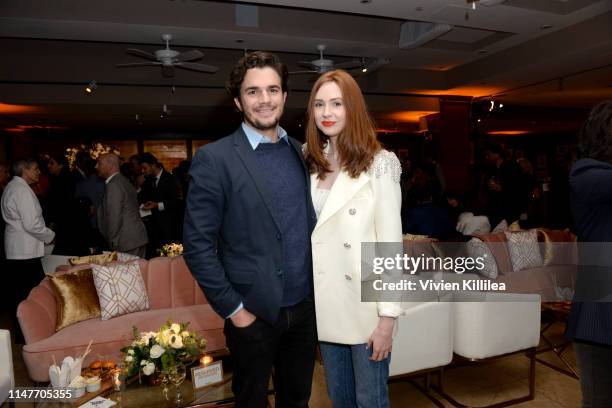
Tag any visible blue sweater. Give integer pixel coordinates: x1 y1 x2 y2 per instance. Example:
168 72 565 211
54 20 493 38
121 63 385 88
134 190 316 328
254 141 311 306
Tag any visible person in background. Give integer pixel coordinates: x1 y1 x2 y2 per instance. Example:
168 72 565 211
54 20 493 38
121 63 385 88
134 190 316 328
304 69 402 408
1 158 55 343
481 143 525 227
566 100 612 408
46 153 89 255
0 161 10 288
173 160 191 200
139 153 183 257
96 153 148 258
402 162 454 240
75 154 106 252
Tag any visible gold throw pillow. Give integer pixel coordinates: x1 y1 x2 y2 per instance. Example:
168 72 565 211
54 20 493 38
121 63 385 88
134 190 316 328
49 269 101 331
69 251 118 266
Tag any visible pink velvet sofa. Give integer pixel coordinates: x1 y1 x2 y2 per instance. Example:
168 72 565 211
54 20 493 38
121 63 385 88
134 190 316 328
17 256 225 382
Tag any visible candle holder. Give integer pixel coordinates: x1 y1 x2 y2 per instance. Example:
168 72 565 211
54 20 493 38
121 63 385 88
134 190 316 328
112 368 125 391
199 355 213 367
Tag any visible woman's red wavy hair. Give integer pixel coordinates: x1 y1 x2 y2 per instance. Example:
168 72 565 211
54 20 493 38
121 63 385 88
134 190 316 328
305 70 380 179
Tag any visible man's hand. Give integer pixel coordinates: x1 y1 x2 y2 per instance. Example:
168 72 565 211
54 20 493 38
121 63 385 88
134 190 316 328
230 308 257 328
142 201 158 211
367 317 395 361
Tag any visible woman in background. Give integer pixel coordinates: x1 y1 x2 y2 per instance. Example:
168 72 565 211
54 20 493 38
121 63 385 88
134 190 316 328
304 70 402 408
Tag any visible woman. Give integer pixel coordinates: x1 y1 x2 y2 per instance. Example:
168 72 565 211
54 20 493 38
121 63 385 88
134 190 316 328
304 70 402 407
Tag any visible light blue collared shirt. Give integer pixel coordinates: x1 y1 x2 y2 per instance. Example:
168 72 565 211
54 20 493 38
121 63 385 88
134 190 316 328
242 122 289 150
227 122 290 319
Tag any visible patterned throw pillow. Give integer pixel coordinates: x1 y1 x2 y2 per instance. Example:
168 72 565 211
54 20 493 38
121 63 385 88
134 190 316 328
466 238 499 279
505 230 543 272
91 262 150 320
117 252 140 262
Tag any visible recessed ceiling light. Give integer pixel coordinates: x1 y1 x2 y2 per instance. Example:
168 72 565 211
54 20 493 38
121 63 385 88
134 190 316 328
362 67 368 73
85 80 97 94
540 24 552 29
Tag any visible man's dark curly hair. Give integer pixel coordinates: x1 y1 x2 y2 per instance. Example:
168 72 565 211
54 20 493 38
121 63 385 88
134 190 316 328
578 100 612 164
225 51 288 99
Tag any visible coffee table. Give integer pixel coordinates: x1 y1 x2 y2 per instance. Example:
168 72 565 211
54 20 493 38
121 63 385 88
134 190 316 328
40 353 273 407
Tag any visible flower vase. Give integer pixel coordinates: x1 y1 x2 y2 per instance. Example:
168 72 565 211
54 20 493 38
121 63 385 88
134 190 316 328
147 368 164 386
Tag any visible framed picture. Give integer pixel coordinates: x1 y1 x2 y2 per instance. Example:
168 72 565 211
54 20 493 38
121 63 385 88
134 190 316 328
191 361 224 390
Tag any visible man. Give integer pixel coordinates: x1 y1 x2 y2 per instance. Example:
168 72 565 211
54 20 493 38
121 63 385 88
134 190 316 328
46 153 89 255
482 143 526 227
139 153 183 257
96 153 148 258
183 51 317 407
1 158 55 343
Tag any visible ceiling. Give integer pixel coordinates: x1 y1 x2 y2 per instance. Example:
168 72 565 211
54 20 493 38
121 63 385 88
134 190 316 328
1 0 611 136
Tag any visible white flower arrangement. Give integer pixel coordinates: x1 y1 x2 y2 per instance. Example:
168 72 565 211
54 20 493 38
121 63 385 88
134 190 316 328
120 321 206 379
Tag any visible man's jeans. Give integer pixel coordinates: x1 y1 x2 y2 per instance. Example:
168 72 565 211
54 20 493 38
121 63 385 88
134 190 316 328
319 342 390 408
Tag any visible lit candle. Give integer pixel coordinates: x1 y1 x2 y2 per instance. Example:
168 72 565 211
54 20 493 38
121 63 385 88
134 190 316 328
200 355 213 366
112 369 122 391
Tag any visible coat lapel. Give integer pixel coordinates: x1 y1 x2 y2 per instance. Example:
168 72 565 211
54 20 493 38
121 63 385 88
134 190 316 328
312 169 370 232
232 128 282 233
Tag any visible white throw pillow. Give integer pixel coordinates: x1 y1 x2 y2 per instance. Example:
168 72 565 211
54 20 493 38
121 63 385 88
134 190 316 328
504 230 543 272
466 237 498 279
92 262 150 320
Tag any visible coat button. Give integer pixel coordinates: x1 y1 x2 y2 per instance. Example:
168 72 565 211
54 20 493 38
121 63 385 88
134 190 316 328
349 208 357 215
344 243 351 249
277 269 283 276
345 274 352 280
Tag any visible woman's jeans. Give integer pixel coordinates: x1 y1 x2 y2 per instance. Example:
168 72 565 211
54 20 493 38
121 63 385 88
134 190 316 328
319 342 390 408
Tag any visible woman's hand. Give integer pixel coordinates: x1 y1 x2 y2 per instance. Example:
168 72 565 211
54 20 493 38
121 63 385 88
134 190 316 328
367 317 395 361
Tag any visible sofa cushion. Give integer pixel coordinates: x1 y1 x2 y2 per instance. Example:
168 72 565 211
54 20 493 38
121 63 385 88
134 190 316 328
22 304 225 382
473 232 513 275
495 264 576 301
466 238 499 279
49 268 101 331
505 230 543 272
145 257 208 309
92 262 150 320
537 228 577 265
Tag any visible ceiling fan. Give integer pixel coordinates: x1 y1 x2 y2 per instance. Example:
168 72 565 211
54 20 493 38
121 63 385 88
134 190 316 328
291 44 366 75
116 34 218 77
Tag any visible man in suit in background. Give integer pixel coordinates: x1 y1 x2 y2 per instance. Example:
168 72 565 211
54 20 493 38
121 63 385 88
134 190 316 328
183 51 317 407
139 153 183 257
96 153 148 258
